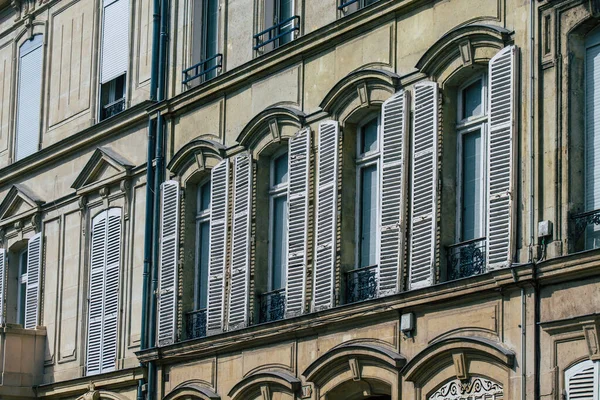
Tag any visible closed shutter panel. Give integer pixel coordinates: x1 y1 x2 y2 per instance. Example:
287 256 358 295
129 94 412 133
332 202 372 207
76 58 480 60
24 233 42 329
0 249 5 325
409 82 438 290
15 35 43 161
566 360 600 400
487 45 517 269
286 128 311 317
157 181 180 346
101 208 121 372
313 121 339 311
101 0 129 83
227 153 252 330
206 159 229 334
378 90 409 296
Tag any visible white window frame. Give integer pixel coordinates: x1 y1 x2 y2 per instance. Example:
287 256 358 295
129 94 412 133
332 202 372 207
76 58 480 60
16 248 28 326
455 75 488 243
355 115 381 270
194 179 211 311
268 148 289 291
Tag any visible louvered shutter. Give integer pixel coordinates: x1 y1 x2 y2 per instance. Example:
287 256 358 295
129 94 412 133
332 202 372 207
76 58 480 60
102 208 121 372
378 90 409 296
487 45 517 269
206 159 229 334
286 128 311 317
101 0 129 83
0 249 6 325
586 38 600 249
409 82 438 290
15 35 43 161
565 360 600 400
24 233 42 329
157 181 180 346
313 121 339 311
227 153 252 330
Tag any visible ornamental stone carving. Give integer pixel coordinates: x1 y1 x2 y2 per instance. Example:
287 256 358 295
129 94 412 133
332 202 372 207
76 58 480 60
429 377 503 400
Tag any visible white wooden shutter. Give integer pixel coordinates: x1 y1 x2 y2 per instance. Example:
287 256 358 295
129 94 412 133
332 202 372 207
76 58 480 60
313 121 339 311
0 249 6 325
157 181 180 346
102 208 121 372
24 232 42 329
409 82 438 290
286 128 311 317
378 90 409 296
565 360 600 400
101 0 129 83
585 38 600 248
206 159 229 334
15 35 43 161
487 45 517 269
227 153 252 330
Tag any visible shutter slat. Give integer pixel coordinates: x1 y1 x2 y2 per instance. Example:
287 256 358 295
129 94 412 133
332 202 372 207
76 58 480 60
227 153 252 330
487 45 517 270
101 0 129 83
313 121 339 311
206 159 229 334
157 181 180 346
24 233 42 329
286 128 311 317
565 360 599 400
0 249 5 325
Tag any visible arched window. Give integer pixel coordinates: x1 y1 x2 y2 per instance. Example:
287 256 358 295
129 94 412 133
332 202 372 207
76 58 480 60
565 359 599 400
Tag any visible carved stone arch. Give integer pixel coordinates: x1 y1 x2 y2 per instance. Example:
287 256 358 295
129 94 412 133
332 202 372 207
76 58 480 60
228 370 301 400
415 24 512 87
76 386 131 400
163 380 221 400
319 68 400 125
302 342 406 400
167 138 227 185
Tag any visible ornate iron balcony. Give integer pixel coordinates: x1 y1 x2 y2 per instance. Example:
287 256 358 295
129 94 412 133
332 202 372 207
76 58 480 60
259 289 286 323
101 97 125 121
571 209 600 250
182 54 223 85
338 0 380 11
185 308 207 340
446 237 486 281
345 265 377 304
253 16 300 51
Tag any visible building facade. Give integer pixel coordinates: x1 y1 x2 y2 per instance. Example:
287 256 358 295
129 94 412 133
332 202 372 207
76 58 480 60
0 0 599 399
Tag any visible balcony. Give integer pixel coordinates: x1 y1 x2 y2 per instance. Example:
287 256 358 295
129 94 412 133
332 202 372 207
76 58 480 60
259 289 286 323
571 208 600 250
446 237 487 281
182 54 223 86
345 265 377 304
185 309 207 340
100 97 125 121
253 16 300 53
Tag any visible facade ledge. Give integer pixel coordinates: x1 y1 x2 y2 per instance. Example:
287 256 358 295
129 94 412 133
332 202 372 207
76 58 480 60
536 248 600 284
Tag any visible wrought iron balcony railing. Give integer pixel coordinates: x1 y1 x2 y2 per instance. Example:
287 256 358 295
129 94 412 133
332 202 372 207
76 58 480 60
571 209 600 250
259 288 286 323
182 54 223 85
101 97 125 121
446 237 486 281
185 308 207 340
253 16 300 52
338 0 380 11
345 265 377 304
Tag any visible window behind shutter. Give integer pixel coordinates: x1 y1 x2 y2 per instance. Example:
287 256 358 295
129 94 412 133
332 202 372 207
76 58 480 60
286 128 311 317
565 360 599 400
101 0 129 83
409 82 438 290
157 181 180 346
487 45 517 269
0 249 6 325
379 90 409 296
102 208 121 372
206 159 229 334
313 121 339 311
24 233 42 329
15 35 43 161
227 153 252 330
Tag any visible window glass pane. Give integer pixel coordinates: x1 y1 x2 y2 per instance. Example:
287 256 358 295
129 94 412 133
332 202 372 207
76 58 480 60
361 118 378 155
461 129 484 241
359 165 378 267
462 79 483 120
18 250 27 326
273 152 289 186
278 0 294 45
197 221 210 309
198 181 211 212
271 195 288 290
585 43 600 249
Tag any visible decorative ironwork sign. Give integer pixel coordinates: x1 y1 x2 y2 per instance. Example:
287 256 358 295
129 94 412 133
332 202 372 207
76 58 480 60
429 377 503 400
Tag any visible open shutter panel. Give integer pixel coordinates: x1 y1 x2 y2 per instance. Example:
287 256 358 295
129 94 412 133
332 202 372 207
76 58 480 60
286 128 311 317
0 249 5 325
101 0 129 83
409 82 438 290
227 153 252 330
101 208 121 373
24 233 42 329
566 360 600 400
206 159 229 334
487 45 517 270
378 90 409 297
313 121 339 311
157 181 180 346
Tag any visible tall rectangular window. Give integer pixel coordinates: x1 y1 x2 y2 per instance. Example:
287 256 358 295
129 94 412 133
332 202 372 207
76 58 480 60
339 0 379 15
195 181 211 310
269 151 288 291
190 0 219 83
15 35 43 162
17 249 28 326
257 0 296 52
585 37 600 249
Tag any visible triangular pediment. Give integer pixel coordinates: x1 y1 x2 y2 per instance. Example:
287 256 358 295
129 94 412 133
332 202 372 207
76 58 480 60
0 184 44 223
72 147 134 192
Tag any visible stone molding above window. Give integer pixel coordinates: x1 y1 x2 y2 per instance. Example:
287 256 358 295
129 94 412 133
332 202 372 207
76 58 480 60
0 184 44 243
167 138 226 184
